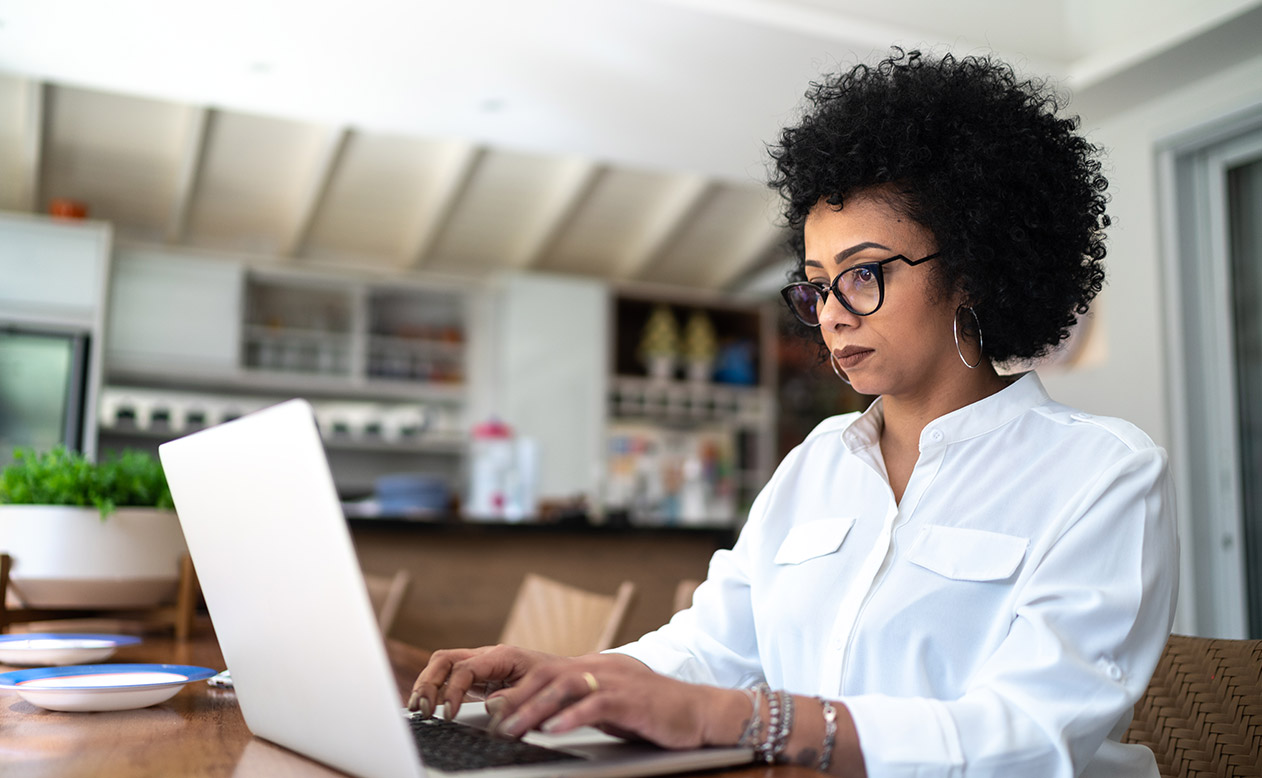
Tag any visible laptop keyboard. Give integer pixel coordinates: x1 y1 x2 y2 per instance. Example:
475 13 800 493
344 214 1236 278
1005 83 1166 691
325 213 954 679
408 716 584 772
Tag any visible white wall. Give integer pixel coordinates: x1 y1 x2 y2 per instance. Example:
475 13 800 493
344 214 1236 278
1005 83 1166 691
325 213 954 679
1041 52 1262 634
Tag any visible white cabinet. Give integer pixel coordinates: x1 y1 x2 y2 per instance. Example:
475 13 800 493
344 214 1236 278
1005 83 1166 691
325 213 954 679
100 259 471 464
106 248 243 375
0 212 111 327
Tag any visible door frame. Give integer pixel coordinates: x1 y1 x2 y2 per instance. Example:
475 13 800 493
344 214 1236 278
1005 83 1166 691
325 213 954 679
1158 105 1262 638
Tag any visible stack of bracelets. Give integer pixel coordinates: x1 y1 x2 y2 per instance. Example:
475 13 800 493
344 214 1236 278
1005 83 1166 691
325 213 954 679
736 683 838 771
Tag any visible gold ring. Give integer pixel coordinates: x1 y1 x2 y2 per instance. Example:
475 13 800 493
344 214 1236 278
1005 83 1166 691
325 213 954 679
581 672 599 694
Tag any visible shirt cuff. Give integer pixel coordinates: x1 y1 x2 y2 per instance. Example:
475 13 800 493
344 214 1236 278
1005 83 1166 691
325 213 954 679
844 694 965 778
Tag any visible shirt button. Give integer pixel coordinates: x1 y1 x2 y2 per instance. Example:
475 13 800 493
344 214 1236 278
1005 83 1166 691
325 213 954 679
930 430 944 442
1071 412 1093 421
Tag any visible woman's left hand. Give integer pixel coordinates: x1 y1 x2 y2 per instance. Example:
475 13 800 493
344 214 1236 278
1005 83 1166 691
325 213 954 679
487 653 744 750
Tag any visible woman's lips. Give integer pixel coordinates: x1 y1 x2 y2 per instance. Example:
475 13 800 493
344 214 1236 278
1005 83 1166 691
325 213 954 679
834 346 873 369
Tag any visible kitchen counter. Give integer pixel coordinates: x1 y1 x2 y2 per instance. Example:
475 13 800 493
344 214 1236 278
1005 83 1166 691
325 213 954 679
347 517 736 651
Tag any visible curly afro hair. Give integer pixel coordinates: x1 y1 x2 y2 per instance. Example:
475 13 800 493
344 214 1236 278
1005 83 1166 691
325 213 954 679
768 48 1109 364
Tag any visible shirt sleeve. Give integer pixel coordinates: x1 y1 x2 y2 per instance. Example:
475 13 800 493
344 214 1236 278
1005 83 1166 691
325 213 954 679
845 447 1179 778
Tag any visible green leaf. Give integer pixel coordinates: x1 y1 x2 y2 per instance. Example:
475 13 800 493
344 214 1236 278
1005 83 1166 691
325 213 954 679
0 446 174 520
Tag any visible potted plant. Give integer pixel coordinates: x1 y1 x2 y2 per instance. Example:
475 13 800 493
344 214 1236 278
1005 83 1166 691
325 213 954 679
0 446 188 609
637 305 680 381
681 310 718 383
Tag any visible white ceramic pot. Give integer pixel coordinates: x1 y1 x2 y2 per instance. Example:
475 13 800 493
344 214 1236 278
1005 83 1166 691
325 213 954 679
0 506 188 609
646 355 676 381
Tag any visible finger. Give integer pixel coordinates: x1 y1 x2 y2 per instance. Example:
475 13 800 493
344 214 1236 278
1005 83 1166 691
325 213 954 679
411 648 481 714
540 691 612 735
495 670 599 739
440 648 542 720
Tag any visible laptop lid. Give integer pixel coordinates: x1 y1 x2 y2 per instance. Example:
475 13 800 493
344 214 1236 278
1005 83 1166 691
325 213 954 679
160 399 752 778
160 399 424 778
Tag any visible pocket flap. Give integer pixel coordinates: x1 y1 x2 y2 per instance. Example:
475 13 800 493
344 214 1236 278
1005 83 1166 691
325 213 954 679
907 525 1028 581
774 518 856 565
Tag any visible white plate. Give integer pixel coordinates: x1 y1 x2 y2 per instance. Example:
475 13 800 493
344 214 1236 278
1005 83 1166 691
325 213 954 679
0 663 217 712
0 633 141 666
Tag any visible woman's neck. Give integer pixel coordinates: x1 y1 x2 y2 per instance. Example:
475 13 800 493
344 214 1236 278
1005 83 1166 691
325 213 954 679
880 364 1010 453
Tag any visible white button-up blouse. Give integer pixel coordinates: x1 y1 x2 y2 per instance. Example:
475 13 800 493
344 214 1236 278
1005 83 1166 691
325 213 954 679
610 372 1178 778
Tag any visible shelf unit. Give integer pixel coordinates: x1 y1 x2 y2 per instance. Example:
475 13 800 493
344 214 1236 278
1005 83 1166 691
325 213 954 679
605 292 777 526
239 273 467 391
100 256 473 498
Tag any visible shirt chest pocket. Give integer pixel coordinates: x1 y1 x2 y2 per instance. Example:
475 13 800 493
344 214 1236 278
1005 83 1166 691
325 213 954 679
773 517 856 565
906 525 1029 582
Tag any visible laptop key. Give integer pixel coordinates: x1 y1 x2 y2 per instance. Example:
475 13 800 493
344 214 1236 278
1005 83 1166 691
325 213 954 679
409 717 583 772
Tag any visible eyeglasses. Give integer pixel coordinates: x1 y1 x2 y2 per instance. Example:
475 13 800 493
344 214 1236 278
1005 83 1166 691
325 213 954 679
780 252 941 326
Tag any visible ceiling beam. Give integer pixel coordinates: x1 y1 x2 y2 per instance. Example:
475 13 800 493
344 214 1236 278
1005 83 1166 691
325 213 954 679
166 106 211 244
616 174 711 281
19 80 46 213
405 141 483 269
707 195 789 289
508 158 602 270
280 126 350 259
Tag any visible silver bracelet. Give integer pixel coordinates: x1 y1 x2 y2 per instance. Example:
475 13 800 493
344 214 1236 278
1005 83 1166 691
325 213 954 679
818 699 838 773
736 685 762 748
759 684 781 763
772 690 794 762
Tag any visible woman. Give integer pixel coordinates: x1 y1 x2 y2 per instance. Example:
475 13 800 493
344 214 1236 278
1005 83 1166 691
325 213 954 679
410 49 1178 777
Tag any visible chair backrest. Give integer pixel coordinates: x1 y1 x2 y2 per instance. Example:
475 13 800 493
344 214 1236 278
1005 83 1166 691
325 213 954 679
1123 633 1262 777
673 578 702 614
498 573 636 656
363 568 411 637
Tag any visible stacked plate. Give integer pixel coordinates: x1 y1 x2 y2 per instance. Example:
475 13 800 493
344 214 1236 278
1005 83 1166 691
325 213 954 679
0 633 141 666
0 634 217 712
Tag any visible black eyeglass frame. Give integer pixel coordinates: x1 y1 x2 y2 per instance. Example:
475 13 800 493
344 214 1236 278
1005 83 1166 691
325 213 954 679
780 251 942 325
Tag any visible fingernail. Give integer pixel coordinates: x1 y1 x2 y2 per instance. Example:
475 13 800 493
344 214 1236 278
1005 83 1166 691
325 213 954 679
485 697 507 716
407 692 419 711
500 714 523 738
488 711 505 733
541 716 563 733
418 698 432 719
444 701 454 721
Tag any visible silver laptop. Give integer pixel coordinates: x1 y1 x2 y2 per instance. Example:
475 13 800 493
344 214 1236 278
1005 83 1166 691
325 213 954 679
159 398 752 778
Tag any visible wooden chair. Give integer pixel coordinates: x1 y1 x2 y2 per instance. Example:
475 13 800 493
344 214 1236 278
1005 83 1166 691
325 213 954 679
673 578 702 613
1122 634 1262 777
363 568 411 637
0 552 200 640
498 573 636 656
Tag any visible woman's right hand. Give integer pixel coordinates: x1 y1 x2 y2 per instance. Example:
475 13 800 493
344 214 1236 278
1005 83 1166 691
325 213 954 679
408 645 562 720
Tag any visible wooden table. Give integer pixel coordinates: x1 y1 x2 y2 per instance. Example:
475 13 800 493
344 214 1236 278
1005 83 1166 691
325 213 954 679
0 624 816 778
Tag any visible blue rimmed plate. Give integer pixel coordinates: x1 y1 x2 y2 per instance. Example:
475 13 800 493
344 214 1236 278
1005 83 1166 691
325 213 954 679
0 633 142 666
0 663 217 711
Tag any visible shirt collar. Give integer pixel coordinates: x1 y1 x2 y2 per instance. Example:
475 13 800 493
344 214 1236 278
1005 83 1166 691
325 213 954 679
841 372 1050 453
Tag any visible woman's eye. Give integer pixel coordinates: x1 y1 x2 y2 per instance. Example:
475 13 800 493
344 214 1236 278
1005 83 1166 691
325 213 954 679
852 266 878 285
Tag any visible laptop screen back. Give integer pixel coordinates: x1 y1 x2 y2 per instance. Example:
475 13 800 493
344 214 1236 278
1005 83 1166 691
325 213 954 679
160 399 423 778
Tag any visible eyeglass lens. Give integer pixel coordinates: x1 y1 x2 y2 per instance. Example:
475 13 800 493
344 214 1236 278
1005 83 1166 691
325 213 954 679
784 265 882 325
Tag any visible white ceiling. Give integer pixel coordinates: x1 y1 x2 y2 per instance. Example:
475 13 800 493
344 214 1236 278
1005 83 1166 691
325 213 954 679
1 0 1259 292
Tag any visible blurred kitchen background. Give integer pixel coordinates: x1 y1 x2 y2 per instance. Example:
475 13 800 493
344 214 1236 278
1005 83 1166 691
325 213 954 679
2 0 1261 640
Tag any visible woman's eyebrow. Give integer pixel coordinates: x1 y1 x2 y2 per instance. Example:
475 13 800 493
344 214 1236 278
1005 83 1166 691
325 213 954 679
833 241 892 264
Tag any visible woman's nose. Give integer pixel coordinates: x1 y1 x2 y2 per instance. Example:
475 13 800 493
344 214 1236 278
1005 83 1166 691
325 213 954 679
817 290 858 331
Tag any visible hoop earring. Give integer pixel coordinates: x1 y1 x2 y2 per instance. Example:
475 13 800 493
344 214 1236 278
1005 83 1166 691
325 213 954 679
953 306 983 369
829 352 852 385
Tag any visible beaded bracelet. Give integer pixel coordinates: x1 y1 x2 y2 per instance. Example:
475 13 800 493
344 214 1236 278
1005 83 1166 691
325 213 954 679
818 699 838 773
758 684 781 763
736 685 763 748
771 689 794 762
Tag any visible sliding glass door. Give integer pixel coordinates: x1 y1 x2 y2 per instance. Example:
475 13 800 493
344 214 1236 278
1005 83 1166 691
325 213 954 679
1228 156 1262 637
1165 118 1262 639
